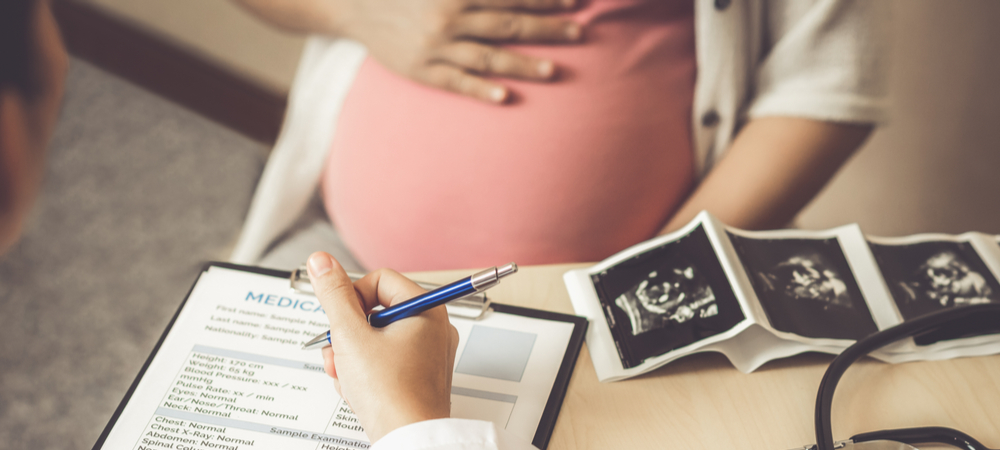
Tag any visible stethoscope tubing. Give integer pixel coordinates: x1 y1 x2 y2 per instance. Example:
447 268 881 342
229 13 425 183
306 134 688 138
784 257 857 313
814 303 1000 450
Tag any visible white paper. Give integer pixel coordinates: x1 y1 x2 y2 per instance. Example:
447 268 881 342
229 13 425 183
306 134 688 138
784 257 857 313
99 267 576 449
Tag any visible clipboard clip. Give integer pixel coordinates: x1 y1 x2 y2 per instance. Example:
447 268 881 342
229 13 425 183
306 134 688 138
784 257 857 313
289 266 492 321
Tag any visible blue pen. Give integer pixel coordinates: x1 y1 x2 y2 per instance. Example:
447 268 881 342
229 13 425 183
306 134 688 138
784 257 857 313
301 263 517 350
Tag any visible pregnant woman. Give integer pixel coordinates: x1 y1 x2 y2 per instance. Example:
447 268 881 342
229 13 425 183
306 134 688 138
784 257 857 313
234 0 889 272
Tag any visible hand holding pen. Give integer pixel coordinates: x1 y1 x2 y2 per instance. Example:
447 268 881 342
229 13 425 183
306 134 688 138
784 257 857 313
306 252 457 441
303 261 517 350
303 252 517 442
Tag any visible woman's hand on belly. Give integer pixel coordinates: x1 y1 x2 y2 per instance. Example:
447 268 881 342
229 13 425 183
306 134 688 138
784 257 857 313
335 0 582 103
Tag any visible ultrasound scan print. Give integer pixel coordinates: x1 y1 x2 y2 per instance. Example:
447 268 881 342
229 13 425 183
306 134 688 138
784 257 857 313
870 240 1000 344
870 241 1000 321
614 263 718 336
755 254 852 310
901 251 994 307
729 233 878 340
591 225 745 368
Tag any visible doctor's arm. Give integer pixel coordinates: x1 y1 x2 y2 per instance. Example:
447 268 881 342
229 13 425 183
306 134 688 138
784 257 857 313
306 252 538 449
660 116 873 234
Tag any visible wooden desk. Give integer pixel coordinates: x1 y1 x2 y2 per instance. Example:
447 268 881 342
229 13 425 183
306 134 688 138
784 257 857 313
411 264 1000 450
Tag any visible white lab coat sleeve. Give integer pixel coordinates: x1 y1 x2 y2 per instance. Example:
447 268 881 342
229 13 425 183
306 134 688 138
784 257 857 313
371 419 539 450
748 0 891 124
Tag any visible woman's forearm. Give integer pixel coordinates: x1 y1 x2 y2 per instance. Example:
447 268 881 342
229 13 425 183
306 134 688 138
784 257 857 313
662 116 873 234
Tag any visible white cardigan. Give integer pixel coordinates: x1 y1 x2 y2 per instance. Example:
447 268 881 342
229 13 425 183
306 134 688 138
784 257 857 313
230 0 890 266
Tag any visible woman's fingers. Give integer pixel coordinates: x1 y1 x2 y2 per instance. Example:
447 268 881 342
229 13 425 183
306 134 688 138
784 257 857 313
450 11 581 43
333 0 582 102
466 0 576 10
435 41 557 81
418 64 510 103
362 0 581 103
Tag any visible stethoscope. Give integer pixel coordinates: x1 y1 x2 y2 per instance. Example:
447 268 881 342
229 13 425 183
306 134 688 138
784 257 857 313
804 303 1000 450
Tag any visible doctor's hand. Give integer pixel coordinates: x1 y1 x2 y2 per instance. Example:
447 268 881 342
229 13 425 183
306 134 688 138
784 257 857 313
336 0 582 103
306 251 460 443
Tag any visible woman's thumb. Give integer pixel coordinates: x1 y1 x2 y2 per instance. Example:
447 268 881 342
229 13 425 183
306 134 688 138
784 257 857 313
307 252 368 333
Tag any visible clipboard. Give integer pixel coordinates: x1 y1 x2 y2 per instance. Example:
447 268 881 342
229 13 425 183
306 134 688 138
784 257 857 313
93 262 587 450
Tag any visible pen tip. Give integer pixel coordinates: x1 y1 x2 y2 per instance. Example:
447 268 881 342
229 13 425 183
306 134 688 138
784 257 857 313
302 332 330 350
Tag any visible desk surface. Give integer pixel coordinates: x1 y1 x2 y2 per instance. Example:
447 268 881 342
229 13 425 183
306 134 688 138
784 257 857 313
411 264 1000 450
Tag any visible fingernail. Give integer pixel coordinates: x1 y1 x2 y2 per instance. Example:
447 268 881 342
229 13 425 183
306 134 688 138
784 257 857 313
490 87 507 103
308 252 333 277
565 23 581 41
537 60 554 77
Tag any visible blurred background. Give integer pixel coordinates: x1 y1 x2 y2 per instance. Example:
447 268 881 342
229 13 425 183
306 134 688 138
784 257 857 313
1 0 999 448
57 0 1000 236
47 0 1000 233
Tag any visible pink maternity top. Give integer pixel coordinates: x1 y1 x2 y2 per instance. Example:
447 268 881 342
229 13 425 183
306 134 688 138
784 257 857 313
323 0 696 271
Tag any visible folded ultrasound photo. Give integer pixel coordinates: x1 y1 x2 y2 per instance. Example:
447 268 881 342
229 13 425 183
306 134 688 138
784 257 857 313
564 211 1000 382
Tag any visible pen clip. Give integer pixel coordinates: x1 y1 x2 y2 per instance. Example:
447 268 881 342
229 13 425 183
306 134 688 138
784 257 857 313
289 266 493 320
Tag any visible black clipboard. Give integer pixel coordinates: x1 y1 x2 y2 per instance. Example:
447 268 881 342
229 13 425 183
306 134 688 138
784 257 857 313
93 262 588 450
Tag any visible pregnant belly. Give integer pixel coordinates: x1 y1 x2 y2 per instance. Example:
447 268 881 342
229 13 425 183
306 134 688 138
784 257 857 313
324 0 696 271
